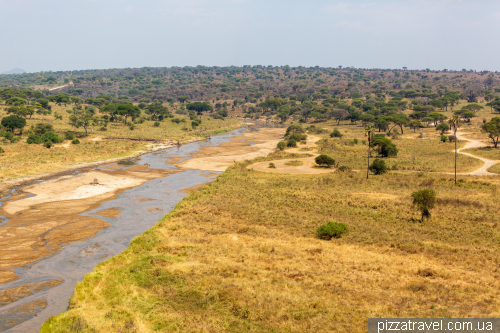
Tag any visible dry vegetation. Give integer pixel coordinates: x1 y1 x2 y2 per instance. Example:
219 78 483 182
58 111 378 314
0 103 241 182
41 148 500 332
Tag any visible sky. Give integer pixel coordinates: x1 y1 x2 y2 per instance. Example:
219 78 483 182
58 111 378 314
1 0 499 73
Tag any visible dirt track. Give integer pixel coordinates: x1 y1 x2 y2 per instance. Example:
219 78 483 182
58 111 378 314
455 131 499 176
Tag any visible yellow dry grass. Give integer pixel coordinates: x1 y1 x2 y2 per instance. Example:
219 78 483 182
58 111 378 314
42 158 500 332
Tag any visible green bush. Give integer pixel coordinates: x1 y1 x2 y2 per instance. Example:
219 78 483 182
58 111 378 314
41 131 61 144
154 122 160 127
330 129 343 138
370 136 398 157
288 133 307 141
4 131 14 140
44 141 52 148
315 154 336 167
277 141 286 151
34 123 54 136
72 139 80 144
353 138 359 144
440 134 448 142
0 147 4 153
65 132 75 140
287 139 297 147
369 158 388 175
285 124 304 136
27 134 43 144
129 125 135 130
268 163 276 169
316 221 348 240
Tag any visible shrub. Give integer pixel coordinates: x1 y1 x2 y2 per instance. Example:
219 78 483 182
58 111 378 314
369 158 388 175
330 129 343 138
353 138 359 144
337 165 351 172
315 154 336 167
129 125 135 130
287 139 297 147
411 189 437 222
440 134 448 142
27 134 43 144
172 118 181 124
268 163 276 169
44 141 52 148
4 131 14 140
41 131 61 143
191 121 199 128
316 221 348 240
289 133 307 141
436 123 450 134
154 122 160 127
370 136 398 157
277 141 286 151
34 123 54 135
72 139 80 144
0 147 4 153
285 124 304 136
65 132 75 140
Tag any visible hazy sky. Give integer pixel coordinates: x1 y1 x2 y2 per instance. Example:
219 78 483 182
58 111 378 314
1 0 499 73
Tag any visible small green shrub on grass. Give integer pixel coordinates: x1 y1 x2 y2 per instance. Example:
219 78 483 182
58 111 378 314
330 129 343 138
316 221 348 240
65 131 75 140
277 141 286 151
369 158 388 175
315 154 336 167
27 134 43 144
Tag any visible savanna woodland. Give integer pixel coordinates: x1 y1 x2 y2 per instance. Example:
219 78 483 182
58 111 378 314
1 66 499 332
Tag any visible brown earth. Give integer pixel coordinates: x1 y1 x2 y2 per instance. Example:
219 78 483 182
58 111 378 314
0 127 283 287
0 167 178 284
175 128 285 171
0 279 63 307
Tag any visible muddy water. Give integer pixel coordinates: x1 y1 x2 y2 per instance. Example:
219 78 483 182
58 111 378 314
0 127 251 332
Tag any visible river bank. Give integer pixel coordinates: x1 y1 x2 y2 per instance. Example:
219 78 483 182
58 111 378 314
0 125 286 332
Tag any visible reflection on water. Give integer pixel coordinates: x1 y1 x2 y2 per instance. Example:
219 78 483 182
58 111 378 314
0 127 249 332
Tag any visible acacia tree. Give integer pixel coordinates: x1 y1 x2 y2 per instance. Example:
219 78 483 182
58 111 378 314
411 189 437 222
448 115 461 184
1 115 26 134
481 117 500 148
462 84 483 103
69 109 97 135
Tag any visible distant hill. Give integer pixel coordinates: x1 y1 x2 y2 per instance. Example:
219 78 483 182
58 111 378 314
1 68 26 75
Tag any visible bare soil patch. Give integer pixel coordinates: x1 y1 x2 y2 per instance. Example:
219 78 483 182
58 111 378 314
176 128 285 171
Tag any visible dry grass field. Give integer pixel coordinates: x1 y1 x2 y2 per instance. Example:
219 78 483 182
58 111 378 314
41 138 500 332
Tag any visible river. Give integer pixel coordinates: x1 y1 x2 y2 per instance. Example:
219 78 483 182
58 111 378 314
0 125 278 332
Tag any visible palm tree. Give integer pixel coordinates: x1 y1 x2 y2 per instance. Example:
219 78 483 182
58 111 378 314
365 125 375 179
448 115 461 184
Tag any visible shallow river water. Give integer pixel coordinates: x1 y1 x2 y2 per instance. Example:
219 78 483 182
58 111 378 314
0 127 250 332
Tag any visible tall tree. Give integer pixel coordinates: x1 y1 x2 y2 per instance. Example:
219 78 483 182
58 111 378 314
448 115 461 184
69 109 97 135
481 117 500 148
365 126 375 179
